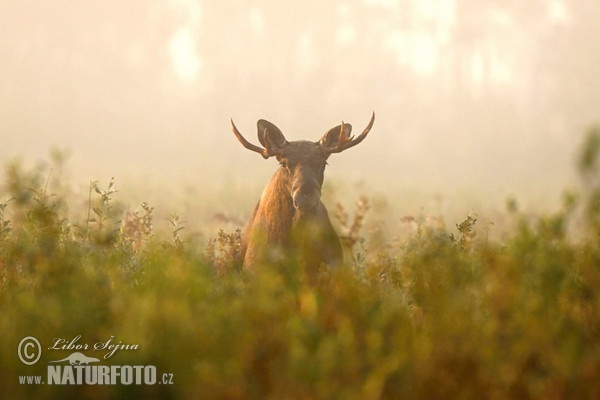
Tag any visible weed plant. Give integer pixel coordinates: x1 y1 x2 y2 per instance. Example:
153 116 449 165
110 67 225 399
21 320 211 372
1 129 600 399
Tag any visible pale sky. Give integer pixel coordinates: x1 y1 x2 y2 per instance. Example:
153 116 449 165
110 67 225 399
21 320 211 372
1 0 596 220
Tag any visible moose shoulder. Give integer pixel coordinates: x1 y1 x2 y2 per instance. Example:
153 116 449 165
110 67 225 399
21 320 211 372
230 112 375 276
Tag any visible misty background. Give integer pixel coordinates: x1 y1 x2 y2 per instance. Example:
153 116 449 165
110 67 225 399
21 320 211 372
1 0 599 226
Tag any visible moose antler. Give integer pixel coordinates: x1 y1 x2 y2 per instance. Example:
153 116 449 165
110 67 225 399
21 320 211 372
323 112 375 154
230 119 279 159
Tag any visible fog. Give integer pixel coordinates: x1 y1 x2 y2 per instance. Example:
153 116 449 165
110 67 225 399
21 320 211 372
2 0 599 216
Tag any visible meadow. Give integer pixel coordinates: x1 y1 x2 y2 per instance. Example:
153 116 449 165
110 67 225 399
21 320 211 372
1 129 600 399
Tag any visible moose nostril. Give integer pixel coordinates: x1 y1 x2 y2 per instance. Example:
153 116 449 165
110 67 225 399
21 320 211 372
293 190 318 210
292 191 302 209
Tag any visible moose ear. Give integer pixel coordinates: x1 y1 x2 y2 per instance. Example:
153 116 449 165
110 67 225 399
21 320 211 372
318 123 353 148
257 120 288 151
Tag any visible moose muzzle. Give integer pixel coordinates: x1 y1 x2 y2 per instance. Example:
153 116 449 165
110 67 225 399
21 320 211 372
291 167 321 211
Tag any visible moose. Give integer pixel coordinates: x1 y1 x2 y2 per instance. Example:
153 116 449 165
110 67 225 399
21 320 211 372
230 112 375 277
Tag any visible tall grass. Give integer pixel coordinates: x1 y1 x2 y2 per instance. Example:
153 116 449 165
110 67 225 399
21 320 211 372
1 129 600 399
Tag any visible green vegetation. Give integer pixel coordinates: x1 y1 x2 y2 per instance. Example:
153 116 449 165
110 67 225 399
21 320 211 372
2 130 600 399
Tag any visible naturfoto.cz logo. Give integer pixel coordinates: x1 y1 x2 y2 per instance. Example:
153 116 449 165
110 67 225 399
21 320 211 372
17 335 175 386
